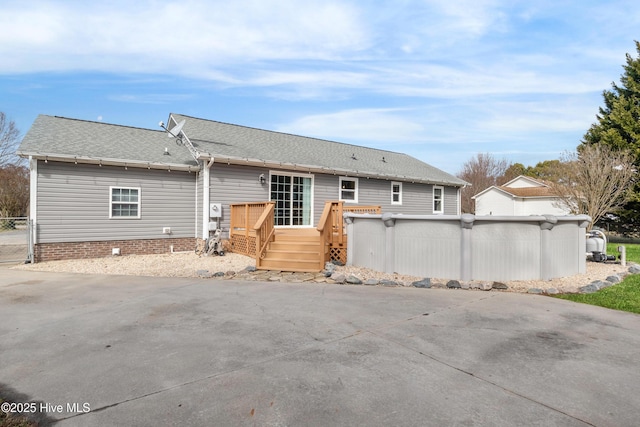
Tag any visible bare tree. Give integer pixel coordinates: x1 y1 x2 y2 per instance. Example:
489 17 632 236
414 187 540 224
457 153 510 213
0 164 29 218
0 112 20 168
551 144 636 230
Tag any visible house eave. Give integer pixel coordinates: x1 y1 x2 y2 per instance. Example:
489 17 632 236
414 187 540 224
17 151 201 172
213 155 465 187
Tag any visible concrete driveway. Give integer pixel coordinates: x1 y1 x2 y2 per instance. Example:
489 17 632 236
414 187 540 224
1 266 639 426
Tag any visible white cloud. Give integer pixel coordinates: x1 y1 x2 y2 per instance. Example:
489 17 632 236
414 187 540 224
276 109 425 144
0 0 369 74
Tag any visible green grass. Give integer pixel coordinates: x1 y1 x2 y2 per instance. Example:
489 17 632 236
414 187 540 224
553 274 640 314
608 242 640 263
552 242 640 314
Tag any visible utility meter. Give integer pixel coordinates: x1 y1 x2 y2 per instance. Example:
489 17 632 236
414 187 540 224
210 203 222 218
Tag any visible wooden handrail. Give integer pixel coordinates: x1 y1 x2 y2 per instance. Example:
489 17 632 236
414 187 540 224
317 201 381 265
344 205 382 214
317 201 334 233
254 202 275 261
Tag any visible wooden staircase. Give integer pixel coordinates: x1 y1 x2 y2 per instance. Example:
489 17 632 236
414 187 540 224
230 201 381 273
258 228 322 272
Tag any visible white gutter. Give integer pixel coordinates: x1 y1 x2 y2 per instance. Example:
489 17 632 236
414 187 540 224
202 157 215 240
194 170 199 240
213 155 466 187
17 152 199 172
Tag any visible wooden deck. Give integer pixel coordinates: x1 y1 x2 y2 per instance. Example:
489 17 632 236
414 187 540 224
230 201 380 272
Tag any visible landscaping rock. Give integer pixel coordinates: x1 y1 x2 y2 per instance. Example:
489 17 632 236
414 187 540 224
545 288 559 295
527 288 544 294
479 283 493 291
213 271 225 277
380 280 398 287
364 279 379 286
412 278 431 288
331 260 345 266
592 280 611 290
346 275 363 285
578 283 598 294
628 265 640 274
225 270 236 276
242 265 257 273
469 282 480 290
324 262 336 272
606 275 621 284
460 282 470 290
492 282 508 290
196 269 212 278
445 280 461 289
330 273 346 283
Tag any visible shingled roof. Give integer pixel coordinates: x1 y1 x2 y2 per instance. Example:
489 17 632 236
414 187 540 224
18 115 197 170
498 186 556 197
18 114 467 186
172 113 466 186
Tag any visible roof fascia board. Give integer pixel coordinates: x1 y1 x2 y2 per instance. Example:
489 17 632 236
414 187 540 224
472 185 514 200
503 175 547 188
213 155 464 186
17 151 200 172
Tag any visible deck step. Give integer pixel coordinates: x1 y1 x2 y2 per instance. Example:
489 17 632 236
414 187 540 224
268 241 320 252
263 249 319 261
257 258 321 272
256 228 323 272
273 235 319 243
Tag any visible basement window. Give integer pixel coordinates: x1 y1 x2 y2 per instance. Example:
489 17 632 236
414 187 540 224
110 187 140 218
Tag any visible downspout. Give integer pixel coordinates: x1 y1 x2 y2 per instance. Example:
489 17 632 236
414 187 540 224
202 157 215 240
194 170 199 240
29 156 37 262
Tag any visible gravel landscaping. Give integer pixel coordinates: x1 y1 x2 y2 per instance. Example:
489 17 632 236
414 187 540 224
12 251 633 294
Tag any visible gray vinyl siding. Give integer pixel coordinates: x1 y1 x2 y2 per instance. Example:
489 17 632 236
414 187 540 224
209 163 271 233
207 164 461 233
36 161 196 243
355 179 459 215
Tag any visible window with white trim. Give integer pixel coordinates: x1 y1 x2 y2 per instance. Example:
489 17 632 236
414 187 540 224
339 177 358 203
110 187 140 218
391 181 402 205
433 185 443 214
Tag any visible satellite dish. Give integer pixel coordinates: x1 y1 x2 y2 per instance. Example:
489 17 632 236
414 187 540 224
168 119 185 138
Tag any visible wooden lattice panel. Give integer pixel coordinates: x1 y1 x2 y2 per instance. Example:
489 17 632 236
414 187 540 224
231 235 257 257
329 247 347 264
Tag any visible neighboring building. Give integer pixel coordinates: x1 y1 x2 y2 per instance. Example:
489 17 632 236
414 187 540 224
472 175 570 216
18 114 467 263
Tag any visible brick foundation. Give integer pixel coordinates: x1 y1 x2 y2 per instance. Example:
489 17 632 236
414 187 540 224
34 237 198 263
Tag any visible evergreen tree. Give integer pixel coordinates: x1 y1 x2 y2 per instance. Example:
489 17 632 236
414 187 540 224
581 41 640 235
583 41 640 153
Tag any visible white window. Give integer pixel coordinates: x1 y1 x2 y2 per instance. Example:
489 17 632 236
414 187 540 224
339 177 358 203
391 181 402 205
110 187 140 218
433 185 444 214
